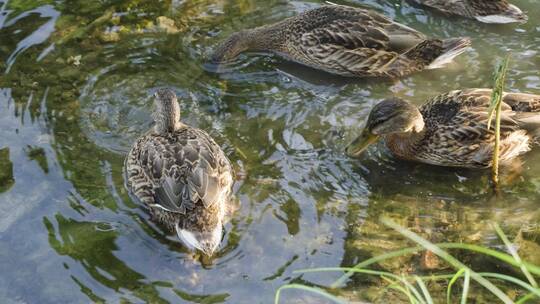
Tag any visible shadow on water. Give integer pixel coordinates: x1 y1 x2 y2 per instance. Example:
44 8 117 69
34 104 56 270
1 0 540 303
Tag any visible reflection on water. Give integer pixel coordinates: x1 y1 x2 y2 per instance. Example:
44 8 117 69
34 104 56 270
1 0 540 302
0 147 14 193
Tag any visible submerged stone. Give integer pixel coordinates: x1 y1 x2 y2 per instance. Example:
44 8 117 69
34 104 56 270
156 16 179 34
98 30 120 43
516 228 540 266
67 55 82 66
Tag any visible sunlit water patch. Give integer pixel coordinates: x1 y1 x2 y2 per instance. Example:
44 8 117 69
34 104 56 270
2 0 540 303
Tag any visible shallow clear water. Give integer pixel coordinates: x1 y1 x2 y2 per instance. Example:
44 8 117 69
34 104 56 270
1 0 540 303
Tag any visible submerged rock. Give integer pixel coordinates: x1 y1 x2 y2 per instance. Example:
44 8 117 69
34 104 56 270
516 227 540 266
420 250 443 270
67 55 82 66
98 30 120 43
156 16 179 34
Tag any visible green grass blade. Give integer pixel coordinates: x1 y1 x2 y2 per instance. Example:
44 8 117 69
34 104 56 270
288 267 540 303
493 223 538 288
298 266 427 303
381 216 514 304
487 54 510 130
516 292 537 304
447 268 466 304
274 284 345 304
297 267 540 300
382 276 418 304
486 54 510 185
461 270 471 304
399 275 426 304
388 284 418 304
478 272 540 299
298 267 456 284
387 285 417 304
331 246 421 287
415 275 433 304
298 267 405 278
331 242 540 288
438 243 540 276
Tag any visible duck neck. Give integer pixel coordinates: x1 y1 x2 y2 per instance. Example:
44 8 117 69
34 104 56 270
243 23 285 52
385 122 426 159
154 101 183 134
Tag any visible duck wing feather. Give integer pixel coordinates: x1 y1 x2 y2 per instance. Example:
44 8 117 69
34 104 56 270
292 6 427 76
145 129 230 214
417 89 533 167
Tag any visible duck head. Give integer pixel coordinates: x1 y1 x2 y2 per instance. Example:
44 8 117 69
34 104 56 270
210 31 252 63
346 98 424 157
176 222 222 256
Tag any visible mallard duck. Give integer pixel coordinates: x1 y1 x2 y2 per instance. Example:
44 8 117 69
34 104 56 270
346 89 540 168
125 88 234 255
211 4 471 78
409 0 527 24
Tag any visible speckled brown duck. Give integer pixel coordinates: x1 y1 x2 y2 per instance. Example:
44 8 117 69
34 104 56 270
409 0 527 23
125 88 234 255
211 4 471 79
346 89 540 168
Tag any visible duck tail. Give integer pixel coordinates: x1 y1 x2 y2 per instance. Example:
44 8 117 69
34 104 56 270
515 113 540 139
475 4 528 24
403 38 470 69
426 37 471 69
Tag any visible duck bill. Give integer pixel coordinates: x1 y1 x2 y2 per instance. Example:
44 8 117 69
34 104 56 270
346 130 379 157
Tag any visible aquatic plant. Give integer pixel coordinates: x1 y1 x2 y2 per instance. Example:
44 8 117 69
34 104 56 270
275 217 540 304
487 54 511 186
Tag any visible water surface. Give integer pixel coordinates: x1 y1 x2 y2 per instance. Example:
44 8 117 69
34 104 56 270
1 0 540 303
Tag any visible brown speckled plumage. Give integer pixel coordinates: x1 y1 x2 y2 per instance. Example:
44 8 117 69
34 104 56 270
125 89 233 255
350 89 540 168
211 4 470 78
410 0 527 23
